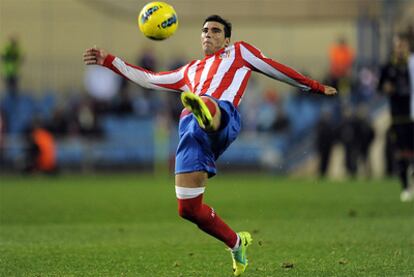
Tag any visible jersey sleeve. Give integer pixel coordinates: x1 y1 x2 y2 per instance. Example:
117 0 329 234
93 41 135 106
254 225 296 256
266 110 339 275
238 41 325 94
103 54 188 92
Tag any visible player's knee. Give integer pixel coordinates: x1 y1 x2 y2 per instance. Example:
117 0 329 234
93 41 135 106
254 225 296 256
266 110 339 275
176 185 205 222
177 204 189 219
178 202 197 222
200 96 218 117
178 200 199 222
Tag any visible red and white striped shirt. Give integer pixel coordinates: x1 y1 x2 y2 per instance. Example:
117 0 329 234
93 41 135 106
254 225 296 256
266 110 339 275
103 41 325 107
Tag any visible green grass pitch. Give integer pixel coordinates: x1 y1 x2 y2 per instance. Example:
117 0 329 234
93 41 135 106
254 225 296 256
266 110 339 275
1 173 413 276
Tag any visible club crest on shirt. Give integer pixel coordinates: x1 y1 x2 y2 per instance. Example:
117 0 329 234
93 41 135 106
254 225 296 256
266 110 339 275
219 50 231 59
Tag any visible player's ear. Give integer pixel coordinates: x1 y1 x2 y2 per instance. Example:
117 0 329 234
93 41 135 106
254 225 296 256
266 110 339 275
224 37 230 47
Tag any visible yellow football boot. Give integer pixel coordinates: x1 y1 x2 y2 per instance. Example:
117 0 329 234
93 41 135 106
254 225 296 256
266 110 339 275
181 91 213 130
230 232 253 276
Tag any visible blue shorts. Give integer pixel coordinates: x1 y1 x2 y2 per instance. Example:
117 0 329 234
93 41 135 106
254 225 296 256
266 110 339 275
175 99 241 178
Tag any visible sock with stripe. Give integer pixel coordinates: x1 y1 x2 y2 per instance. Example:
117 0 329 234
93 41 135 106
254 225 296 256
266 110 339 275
176 186 238 248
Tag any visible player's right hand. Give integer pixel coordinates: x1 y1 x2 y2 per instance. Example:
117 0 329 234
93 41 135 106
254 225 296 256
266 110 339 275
83 46 108 65
323 85 338 96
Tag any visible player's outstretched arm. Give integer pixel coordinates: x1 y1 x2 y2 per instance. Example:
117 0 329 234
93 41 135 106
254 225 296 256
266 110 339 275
239 41 338 96
83 46 187 92
83 46 108 66
323 85 337 96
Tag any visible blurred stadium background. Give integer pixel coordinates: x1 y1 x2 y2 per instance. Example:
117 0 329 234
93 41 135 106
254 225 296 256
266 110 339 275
1 1 414 276
0 0 413 177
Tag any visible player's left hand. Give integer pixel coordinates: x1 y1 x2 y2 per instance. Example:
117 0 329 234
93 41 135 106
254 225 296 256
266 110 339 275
323 85 337 96
83 46 108 66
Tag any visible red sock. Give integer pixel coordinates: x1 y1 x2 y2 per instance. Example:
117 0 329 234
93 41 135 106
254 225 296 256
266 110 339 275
178 194 238 248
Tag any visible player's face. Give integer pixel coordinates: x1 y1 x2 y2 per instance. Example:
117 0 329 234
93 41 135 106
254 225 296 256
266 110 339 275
201 21 230 56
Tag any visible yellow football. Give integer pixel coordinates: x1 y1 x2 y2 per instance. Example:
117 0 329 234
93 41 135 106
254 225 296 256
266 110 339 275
138 2 178 40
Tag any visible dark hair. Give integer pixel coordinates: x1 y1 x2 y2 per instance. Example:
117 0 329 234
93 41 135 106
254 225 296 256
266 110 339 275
203 15 232 38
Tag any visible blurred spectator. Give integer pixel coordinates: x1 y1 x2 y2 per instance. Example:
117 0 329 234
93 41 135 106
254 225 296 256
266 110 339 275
407 24 414 53
165 92 183 125
84 65 122 114
271 104 290 134
138 47 157 71
327 36 355 102
76 96 103 138
315 109 336 177
351 66 378 105
409 25 414 122
112 89 134 116
378 33 414 202
354 105 375 178
46 105 70 138
384 126 397 177
256 88 280 132
239 76 262 134
329 36 355 81
23 118 57 174
1 35 23 96
337 105 374 178
338 107 359 177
